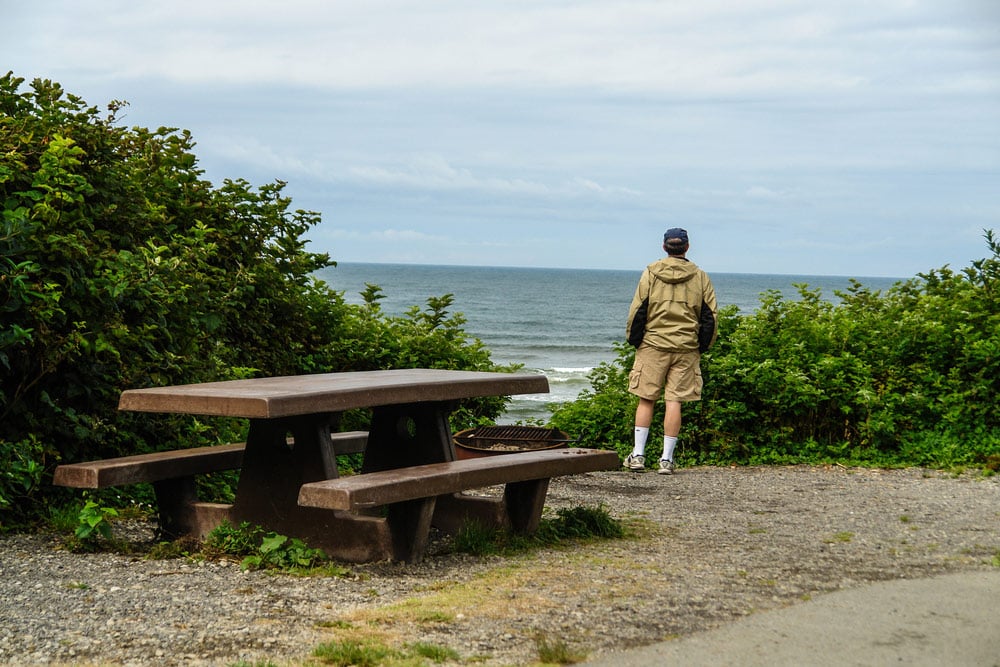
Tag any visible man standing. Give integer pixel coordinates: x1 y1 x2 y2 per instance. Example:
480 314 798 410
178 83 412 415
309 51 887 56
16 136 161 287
624 228 718 473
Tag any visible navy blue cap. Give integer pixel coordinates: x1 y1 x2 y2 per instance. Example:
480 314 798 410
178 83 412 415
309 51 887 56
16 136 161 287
664 228 689 244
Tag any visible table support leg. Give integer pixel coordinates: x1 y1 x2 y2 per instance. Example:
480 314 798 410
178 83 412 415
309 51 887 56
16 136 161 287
504 479 550 533
152 476 198 538
362 401 456 472
232 416 335 523
229 415 400 562
151 477 235 540
386 497 437 563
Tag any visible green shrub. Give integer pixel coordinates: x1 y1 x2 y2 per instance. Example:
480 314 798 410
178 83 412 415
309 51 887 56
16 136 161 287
1 73 512 527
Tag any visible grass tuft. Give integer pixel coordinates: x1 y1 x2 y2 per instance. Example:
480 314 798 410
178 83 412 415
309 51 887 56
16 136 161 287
408 641 460 662
534 631 587 664
453 505 624 557
312 638 399 666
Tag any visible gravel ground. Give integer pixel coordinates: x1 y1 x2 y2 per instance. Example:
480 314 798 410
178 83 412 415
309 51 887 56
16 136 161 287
2 465 999 666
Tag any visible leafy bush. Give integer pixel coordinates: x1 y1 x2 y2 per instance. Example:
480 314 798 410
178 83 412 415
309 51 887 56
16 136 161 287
0 73 510 528
553 230 1000 468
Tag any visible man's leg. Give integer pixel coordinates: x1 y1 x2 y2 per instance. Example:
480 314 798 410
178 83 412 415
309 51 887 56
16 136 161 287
627 397 656 470
660 350 699 473
635 397 655 430
660 400 682 473
663 400 681 438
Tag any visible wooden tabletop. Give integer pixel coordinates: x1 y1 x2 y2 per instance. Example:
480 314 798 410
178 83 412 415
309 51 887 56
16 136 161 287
118 369 550 419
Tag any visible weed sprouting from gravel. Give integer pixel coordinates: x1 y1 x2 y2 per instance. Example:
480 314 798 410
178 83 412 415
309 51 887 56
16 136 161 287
534 631 587 664
453 504 624 556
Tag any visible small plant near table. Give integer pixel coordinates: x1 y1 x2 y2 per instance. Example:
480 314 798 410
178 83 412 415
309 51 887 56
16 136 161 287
242 532 326 571
202 520 349 575
47 503 85 534
64 500 121 552
453 505 624 556
204 520 265 557
76 500 118 540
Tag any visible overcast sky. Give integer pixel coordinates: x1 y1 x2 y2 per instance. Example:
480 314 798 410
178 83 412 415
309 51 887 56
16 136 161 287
7 1 1000 277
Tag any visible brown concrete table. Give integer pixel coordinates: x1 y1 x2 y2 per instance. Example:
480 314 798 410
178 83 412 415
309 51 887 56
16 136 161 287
117 369 550 561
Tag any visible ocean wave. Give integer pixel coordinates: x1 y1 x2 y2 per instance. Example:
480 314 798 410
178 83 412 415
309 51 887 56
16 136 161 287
512 393 563 403
548 366 594 374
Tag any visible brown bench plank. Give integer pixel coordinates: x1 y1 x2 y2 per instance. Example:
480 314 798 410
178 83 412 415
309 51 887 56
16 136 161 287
52 431 369 539
298 447 618 563
298 448 618 510
53 431 368 489
53 443 246 489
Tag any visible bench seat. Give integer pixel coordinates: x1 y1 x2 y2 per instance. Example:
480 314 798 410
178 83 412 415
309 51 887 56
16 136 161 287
53 431 368 537
298 447 619 562
53 442 248 489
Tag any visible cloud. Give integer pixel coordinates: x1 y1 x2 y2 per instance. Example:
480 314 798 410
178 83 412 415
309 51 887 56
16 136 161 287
745 186 791 201
328 228 449 243
347 155 548 195
317 226 521 267
22 0 999 101
201 135 642 203
571 178 642 197
344 155 640 201
205 135 325 179
6 0 997 277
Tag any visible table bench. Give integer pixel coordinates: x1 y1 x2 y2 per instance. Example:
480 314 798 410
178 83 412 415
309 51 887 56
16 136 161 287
298 448 619 562
53 432 368 537
56 369 617 562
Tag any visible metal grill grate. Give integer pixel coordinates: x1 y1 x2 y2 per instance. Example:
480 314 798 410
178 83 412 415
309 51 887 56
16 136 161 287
457 426 572 447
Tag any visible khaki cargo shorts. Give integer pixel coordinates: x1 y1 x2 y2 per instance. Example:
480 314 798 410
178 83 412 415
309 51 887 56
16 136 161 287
628 344 703 402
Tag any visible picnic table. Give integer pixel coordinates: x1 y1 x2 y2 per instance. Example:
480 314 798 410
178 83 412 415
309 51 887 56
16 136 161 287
55 369 619 562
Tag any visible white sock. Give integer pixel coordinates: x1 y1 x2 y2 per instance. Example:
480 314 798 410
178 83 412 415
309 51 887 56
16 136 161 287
632 427 649 457
663 435 677 462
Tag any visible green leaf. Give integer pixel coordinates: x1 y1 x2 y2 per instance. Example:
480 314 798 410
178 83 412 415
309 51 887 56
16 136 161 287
259 533 287 554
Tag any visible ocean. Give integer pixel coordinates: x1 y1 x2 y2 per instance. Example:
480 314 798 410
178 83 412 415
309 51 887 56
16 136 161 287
315 263 903 423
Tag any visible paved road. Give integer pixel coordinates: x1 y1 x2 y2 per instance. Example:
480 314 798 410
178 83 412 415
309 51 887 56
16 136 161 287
583 570 1000 666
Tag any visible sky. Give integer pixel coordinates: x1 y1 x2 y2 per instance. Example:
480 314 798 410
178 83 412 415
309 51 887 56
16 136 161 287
6 1 1000 278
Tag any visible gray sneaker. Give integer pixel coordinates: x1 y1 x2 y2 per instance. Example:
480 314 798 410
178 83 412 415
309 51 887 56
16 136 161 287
624 454 645 471
658 459 675 475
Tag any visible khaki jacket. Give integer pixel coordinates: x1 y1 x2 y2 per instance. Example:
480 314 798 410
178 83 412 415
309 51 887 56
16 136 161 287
626 256 718 352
